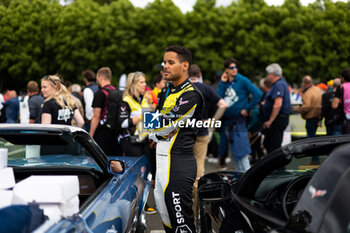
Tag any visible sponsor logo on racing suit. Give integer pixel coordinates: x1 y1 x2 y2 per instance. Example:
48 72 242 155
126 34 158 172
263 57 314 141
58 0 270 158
173 192 192 233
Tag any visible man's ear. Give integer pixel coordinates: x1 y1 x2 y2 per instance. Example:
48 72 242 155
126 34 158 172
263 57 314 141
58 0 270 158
183 61 190 71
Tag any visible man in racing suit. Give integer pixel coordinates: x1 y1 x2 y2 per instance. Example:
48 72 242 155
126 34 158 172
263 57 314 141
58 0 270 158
149 46 203 233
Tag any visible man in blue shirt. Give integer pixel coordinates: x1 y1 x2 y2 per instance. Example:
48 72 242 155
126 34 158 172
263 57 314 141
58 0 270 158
3 90 19 123
217 58 262 172
262 63 291 153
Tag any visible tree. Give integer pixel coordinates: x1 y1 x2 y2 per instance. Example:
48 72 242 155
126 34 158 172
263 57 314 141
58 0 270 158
0 0 62 90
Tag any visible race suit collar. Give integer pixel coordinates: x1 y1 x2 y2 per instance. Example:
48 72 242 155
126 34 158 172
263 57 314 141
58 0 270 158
170 78 192 94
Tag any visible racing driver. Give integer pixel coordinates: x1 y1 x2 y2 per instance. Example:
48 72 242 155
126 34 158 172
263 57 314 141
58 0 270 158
149 46 203 233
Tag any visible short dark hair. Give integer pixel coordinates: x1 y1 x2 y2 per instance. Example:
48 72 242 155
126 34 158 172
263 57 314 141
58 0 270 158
153 74 163 85
302 75 313 85
340 68 350 82
165 46 192 66
27 81 39 93
82 69 96 82
97 67 112 81
63 80 71 88
263 77 272 89
188 64 201 78
224 58 239 69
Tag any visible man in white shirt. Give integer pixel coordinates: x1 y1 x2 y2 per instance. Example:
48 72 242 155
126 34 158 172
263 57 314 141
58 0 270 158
0 92 5 122
82 69 99 132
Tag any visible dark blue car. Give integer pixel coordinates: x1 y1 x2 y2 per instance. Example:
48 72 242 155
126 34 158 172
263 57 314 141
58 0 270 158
0 124 150 233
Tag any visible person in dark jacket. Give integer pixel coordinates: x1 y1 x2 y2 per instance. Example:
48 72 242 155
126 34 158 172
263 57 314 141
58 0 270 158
262 63 290 154
3 90 19 123
27 81 44 123
332 68 350 134
321 78 342 135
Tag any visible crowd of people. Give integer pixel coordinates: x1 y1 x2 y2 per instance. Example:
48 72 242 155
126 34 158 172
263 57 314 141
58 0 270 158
1 45 350 232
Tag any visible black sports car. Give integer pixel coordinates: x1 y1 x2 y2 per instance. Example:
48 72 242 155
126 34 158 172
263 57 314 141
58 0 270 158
197 135 350 233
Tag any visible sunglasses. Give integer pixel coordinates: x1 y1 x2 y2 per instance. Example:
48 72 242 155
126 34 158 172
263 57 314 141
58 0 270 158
229 66 238 70
42 75 57 86
132 71 144 81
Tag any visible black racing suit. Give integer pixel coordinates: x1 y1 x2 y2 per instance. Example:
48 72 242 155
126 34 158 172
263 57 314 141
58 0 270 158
149 79 203 233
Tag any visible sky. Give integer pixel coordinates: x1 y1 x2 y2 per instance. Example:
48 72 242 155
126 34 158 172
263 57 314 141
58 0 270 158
129 0 345 13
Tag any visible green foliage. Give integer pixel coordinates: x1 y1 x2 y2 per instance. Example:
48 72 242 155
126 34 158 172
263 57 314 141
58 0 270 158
0 0 11 7
0 0 350 90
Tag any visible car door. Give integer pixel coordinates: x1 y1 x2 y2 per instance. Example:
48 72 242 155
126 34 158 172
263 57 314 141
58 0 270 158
318 167 350 233
288 143 350 233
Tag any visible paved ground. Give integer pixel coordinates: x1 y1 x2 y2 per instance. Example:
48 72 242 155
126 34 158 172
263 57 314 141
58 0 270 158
145 157 233 233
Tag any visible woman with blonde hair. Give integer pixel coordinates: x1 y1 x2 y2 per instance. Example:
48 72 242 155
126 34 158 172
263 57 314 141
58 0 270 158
118 71 155 156
41 75 84 128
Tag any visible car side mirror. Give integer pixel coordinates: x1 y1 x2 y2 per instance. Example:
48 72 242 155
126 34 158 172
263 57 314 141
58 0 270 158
198 182 231 203
108 159 126 175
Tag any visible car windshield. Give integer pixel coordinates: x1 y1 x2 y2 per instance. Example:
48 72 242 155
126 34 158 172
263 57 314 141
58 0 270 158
247 154 328 221
0 129 101 171
285 154 327 171
267 154 328 178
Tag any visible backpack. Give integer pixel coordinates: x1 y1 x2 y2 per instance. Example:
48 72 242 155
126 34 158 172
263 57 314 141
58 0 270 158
101 86 123 131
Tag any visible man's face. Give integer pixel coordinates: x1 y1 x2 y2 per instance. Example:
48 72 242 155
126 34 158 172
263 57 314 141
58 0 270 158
225 63 238 79
267 73 275 83
163 52 188 83
96 75 101 87
156 79 166 89
160 69 165 79
27 89 32 96
301 81 307 89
